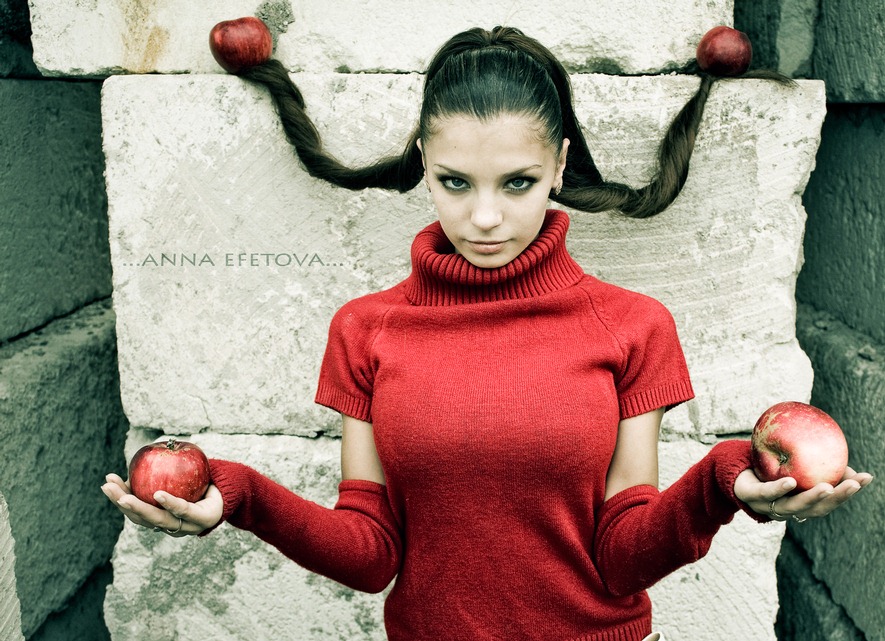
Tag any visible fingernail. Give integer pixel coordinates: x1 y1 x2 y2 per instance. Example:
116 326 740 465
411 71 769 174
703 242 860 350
154 492 166 505
117 499 129 509
847 485 860 496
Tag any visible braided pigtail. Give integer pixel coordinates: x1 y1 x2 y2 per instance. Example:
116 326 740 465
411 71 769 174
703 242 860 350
554 74 716 219
486 27 794 218
239 59 423 192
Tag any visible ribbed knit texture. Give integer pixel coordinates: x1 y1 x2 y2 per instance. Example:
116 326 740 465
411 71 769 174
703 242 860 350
205 210 759 641
402 210 586 305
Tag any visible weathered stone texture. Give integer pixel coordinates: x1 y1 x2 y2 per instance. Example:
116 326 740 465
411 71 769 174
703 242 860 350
734 0 818 78
0 300 128 637
29 0 732 77
104 432 388 641
101 73 824 440
29 564 114 641
798 104 885 346
104 434 783 641
0 78 111 341
0 0 39 77
775 534 865 641
814 0 885 102
794 305 885 641
0 492 25 641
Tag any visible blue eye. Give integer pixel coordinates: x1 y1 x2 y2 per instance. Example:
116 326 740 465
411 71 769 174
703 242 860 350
506 177 536 192
440 176 469 191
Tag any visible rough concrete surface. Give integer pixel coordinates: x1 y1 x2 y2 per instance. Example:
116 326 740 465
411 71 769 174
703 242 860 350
0 78 111 341
101 73 824 440
104 434 784 641
29 0 732 76
775 534 865 641
0 0 39 77
0 300 128 637
734 0 817 78
104 433 388 641
794 305 885 641
798 104 885 346
29 563 114 641
814 0 885 102
0 492 26 641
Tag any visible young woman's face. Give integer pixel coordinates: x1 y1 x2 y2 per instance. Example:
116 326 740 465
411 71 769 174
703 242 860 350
419 114 568 269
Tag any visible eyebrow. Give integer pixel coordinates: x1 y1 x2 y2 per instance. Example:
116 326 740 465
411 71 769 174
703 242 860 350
432 163 544 178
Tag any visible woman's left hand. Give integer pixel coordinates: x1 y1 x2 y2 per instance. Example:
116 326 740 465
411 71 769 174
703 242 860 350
734 466 874 522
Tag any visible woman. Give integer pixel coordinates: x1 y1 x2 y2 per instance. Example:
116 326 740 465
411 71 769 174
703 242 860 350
102 26 872 641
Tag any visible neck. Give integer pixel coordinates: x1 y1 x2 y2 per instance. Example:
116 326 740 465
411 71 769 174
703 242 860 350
403 210 586 306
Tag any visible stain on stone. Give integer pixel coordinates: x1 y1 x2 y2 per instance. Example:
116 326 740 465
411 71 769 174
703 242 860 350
578 57 625 75
120 0 170 73
256 0 295 50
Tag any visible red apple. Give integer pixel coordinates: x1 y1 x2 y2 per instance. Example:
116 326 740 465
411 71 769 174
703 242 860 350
128 437 210 507
751 401 848 492
209 17 273 74
696 26 752 76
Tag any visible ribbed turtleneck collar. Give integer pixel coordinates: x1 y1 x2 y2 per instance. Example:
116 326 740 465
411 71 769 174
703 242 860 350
403 209 586 306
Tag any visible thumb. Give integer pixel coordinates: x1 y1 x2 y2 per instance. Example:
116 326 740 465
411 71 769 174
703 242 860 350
155 486 223 530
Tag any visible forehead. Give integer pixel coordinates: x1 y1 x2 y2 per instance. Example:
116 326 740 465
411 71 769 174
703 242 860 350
423 115 557 171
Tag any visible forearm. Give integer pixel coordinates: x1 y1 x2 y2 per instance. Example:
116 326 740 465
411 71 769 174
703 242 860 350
205 459 401 593
593 439 763 597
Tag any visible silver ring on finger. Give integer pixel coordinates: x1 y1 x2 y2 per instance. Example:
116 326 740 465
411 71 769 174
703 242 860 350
768 499 786 520
164 517 183 535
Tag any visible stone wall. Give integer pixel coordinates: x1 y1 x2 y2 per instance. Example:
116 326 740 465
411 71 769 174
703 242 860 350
737 1 885 640
0 0 129 639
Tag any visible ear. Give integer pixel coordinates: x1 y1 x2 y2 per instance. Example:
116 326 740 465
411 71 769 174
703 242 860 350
416 138 425 170
555 138 569 183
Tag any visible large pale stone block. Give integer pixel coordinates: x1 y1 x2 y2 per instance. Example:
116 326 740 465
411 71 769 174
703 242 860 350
0 300 128 637
102 74 824 439
30 0 732 77
0 78 111 341
798 105 885 346
0 493 25 641
104 434 783 641
104 433 388 641
794 306 885 641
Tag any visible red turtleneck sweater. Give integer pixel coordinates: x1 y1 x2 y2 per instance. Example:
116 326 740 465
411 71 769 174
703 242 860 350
207 210 760 641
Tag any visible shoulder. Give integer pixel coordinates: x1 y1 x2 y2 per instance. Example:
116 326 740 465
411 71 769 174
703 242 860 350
327 284 407 340
576 275 677 339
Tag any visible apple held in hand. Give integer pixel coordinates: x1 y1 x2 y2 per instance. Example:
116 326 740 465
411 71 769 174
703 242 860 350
751 401 848 492
696 26 752 76
128 437 210 507
209 16 273 74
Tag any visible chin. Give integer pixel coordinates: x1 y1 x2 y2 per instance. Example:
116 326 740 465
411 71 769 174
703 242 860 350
463 252 517 269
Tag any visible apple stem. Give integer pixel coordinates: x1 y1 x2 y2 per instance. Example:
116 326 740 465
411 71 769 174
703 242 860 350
166 437 177 450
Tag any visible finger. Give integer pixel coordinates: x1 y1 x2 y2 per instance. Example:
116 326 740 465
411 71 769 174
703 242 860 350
104 473 130 492
844 468 874 488
749 477 797 504
154 485 223 531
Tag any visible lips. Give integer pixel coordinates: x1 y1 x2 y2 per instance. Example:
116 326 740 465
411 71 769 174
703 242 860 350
466 240 507 255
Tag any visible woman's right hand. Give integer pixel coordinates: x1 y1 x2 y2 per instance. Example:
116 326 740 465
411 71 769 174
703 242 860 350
101 473 224 537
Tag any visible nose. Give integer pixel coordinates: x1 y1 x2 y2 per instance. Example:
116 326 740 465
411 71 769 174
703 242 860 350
470 192 503 231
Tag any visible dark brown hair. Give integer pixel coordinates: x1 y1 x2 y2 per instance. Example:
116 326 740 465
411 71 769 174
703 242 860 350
240 26 791 219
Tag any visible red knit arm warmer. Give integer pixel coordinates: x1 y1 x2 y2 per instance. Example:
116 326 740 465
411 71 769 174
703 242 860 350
202 459 401 594
593 439 767 597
